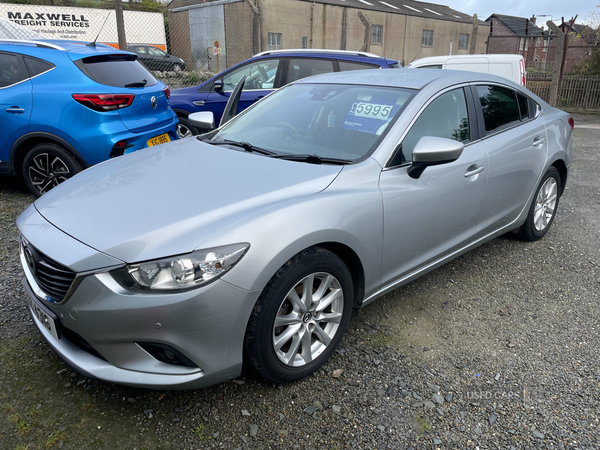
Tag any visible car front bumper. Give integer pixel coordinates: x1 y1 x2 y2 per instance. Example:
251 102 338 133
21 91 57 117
18 207 261 389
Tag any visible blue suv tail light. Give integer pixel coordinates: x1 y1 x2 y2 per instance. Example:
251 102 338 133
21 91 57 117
72 94 135 112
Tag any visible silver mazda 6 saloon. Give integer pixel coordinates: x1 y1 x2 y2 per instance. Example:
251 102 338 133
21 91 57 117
17 69 573 389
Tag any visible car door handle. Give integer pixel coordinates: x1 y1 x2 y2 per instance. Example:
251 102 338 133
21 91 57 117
533 136 546 147
5 107 25 114
464 165 485 178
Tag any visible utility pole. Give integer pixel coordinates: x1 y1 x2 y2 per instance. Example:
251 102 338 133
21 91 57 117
114 0 126 50
470 14 478 54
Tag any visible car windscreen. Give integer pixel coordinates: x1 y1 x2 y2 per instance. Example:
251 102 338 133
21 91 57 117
74 54 158 88
211 83 415 162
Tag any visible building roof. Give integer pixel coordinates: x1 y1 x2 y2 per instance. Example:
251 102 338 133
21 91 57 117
301 0 483 25
485 14 543 36
170 0 485 25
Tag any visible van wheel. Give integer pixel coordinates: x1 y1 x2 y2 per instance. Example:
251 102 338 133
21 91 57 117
22 143 82 197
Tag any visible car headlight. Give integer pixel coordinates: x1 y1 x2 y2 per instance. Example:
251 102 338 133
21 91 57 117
110 243 249 292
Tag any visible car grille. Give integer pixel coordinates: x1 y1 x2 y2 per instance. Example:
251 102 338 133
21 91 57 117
34 257 76 302
21 237 76 302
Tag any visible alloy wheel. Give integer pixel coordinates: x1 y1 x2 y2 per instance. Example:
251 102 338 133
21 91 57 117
272 272 344 367
176 122 194 139
28 153 71 195
534 177 558 231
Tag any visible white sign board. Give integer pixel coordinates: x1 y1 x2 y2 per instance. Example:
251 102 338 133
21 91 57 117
0 3 166 49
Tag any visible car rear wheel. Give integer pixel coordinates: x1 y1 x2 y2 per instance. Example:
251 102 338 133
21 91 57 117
518 167 561 241
22 143 82 197
176 117 198 139
172 63 183 72
245 247 353 383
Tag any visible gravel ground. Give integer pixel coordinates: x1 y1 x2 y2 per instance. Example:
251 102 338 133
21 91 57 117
1 113 599 450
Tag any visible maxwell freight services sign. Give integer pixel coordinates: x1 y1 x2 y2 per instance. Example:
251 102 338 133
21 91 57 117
0 3 166 48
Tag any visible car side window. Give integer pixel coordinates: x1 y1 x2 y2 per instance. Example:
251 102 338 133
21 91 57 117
338 61 380 71
222 59 281 91
393 88 470 166
149 47 166 57
516 92 529 121
476 85 520 134
24 57 55 78
419 64 443 69
0 52 29 88
286 59 334 83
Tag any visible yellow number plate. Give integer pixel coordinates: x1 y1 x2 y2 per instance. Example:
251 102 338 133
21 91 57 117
147 133 171 147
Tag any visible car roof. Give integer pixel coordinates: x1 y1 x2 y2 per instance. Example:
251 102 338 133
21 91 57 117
0 39 135 60
295 68 517 90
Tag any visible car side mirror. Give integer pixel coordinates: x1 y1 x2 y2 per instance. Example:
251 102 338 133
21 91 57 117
214 79 223 92
189 112 215 133
407 136 464 179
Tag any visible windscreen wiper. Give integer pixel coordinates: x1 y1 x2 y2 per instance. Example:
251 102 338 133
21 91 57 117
273 154 352 165
124 80 147 88
201 139 277 156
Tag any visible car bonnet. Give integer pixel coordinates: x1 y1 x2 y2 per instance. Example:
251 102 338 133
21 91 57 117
33 139 343 263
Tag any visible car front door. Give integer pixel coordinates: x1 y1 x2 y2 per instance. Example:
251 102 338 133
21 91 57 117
379 86 489 287
0 52 32 168
472 84 547 233
203 58 282 125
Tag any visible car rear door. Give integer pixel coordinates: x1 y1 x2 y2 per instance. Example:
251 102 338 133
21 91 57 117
471 84 547 234
0 52 32 166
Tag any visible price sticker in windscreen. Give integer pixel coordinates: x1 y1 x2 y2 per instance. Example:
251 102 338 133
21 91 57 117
350 102 393 120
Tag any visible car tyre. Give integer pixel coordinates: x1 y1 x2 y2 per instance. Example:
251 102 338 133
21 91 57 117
172 63 183 72
22 143 82 197
518 167 561 241
245 247 353 383
176 116 198 138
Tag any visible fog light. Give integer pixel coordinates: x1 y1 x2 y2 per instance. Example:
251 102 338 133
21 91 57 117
137 342 197 368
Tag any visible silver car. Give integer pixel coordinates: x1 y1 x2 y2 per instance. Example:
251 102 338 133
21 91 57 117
17 69 573 389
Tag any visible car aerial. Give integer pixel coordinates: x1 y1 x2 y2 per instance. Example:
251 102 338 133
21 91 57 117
17 68 573 389
0 39 178 196
169 49 401 138
127 44 185 72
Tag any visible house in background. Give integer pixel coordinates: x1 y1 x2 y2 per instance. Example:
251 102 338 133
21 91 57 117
167 0 489 72
485 13 543 64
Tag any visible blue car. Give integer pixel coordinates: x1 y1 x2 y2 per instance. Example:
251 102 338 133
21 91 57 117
0 39 178 196
170 49 400 137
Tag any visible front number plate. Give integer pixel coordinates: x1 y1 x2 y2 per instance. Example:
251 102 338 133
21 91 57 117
147 133 171 147
28 295 60 340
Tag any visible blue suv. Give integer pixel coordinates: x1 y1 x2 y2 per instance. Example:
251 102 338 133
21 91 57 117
0 39 178 196
170 49 400 137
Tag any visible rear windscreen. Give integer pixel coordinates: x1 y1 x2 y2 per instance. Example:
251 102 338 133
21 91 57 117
74 54 158 88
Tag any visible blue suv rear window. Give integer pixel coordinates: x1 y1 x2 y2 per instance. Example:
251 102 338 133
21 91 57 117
74 54 158 88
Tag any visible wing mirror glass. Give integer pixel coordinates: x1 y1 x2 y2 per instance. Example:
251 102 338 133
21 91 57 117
407 136 464 179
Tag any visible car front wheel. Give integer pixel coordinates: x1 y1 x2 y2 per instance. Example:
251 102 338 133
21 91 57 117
519 166 561 241
245 247 353 383
22 143 82 197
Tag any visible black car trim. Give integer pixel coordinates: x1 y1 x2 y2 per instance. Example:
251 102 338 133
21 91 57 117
9 132 89 171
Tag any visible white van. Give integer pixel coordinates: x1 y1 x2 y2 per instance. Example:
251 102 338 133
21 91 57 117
405 54 526 86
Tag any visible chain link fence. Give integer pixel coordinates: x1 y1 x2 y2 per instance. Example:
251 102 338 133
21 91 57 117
2 0 599 108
